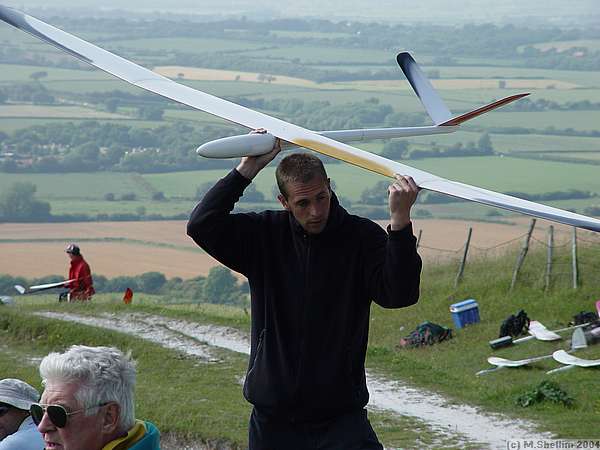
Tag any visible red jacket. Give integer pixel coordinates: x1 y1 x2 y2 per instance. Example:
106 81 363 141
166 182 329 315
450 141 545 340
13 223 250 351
68 255 95 300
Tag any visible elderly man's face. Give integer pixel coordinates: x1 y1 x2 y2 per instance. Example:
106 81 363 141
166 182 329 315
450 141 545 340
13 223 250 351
0 403 27 440
38 382 107 450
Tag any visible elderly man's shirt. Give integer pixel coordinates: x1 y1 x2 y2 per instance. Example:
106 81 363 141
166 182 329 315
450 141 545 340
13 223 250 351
101 420 160 450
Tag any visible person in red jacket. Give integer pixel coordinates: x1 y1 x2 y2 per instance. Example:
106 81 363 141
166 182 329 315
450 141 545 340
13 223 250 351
65 244 95 301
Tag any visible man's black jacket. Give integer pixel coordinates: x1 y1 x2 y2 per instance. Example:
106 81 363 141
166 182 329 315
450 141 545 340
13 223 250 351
187 169 422 422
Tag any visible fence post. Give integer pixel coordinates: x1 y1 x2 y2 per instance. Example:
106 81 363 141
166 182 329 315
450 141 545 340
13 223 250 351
416 229 423 249
455 227 472 288
544 225 554 292
572 227 578 289
511 218 536 290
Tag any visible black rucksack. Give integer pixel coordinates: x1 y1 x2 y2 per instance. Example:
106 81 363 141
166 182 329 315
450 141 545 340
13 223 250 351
571 311 599 326
499 309 530 338
399 321 453 348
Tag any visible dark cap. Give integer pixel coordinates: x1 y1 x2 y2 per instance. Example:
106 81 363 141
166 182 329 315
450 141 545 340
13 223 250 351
65 243 80 255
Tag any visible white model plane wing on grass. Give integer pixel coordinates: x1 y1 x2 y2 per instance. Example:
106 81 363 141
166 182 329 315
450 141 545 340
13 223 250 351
527 321 563 341
552 350 600 368
2 5 600 232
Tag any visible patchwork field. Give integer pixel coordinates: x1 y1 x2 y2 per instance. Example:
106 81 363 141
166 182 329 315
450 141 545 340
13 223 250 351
0 217 586 280
0 104 129 119
154 66 322 87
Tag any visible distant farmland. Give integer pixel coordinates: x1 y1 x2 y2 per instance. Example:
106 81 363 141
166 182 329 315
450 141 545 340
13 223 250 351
0 217 578 279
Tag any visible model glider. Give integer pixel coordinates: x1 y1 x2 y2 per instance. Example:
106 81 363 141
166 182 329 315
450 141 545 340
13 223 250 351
14 279 74 295
477 327 588 376
2 6 600 231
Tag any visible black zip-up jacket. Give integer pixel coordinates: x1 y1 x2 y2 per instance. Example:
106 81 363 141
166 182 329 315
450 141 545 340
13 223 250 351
187 169 422 422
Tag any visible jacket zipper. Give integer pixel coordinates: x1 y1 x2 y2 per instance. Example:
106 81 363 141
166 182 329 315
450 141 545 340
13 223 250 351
293 233 311 416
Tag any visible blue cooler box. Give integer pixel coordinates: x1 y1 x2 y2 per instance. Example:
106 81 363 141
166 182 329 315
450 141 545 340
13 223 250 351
450 299 480 329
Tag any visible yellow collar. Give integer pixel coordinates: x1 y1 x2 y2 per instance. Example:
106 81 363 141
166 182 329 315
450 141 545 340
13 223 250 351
101 420 147 450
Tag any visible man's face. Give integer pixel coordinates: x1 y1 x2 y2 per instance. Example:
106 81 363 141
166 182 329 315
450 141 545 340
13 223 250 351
0 404 27 440
278 176 331 235
38 382 106 450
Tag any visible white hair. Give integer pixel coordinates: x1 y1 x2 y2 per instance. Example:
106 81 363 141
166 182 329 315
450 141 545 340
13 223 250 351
39 345 136 432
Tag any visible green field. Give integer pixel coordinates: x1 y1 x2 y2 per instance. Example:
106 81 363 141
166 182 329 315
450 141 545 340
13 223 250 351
243 44 397 64
0 117 168 133
0 172 150 200
473 110 600 132
47 199 196 217
0 104 130 119
144 155 600 199
408 131 600 153
0 64 111 83
105 37 268 53
432 65 600 88
4 153 600 219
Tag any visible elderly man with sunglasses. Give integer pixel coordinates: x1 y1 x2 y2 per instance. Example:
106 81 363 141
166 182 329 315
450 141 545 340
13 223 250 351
0 378 44 450
31 345 160 450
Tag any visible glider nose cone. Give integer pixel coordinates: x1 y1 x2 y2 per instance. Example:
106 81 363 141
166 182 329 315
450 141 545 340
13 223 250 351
197 133 276 158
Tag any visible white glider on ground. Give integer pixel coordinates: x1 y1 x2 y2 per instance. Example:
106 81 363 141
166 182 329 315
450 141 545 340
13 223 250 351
1 5 600 232
476 327 588 376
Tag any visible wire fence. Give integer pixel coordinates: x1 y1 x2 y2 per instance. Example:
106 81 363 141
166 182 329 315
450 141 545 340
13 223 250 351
415 219 600 291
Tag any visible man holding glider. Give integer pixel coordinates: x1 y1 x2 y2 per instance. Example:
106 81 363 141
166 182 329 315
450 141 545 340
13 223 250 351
187 137 422 449
63 244 95 301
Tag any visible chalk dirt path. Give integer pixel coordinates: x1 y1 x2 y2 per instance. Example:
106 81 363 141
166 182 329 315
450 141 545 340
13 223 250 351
36 311 553 450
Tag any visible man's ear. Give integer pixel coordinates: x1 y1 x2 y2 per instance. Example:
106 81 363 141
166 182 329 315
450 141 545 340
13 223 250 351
277 194 290 211
101 402 121 434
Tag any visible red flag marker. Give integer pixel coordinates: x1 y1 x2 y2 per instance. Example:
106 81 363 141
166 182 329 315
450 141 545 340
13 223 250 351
123 287 133 305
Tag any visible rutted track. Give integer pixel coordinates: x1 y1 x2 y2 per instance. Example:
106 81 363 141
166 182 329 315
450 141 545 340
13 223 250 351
36 311 553 449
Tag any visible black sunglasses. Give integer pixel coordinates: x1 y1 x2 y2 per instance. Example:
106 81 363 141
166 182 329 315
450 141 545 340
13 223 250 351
30 402 108 428
0 405 11 417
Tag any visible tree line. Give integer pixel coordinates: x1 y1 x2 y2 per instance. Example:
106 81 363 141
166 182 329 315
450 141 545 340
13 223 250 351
3 14 600 76
0 265 248 306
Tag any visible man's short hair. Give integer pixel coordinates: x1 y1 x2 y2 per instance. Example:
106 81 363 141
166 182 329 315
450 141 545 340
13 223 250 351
39 346 136 432
275 153 328 198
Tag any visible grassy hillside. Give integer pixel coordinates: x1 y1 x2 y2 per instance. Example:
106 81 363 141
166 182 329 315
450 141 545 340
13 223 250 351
2 245 600 446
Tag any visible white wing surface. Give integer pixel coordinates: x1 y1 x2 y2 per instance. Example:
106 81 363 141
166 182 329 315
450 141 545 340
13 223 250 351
1 6 600 232
527 321 562 341
487 355 552 367
552 350 600 367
